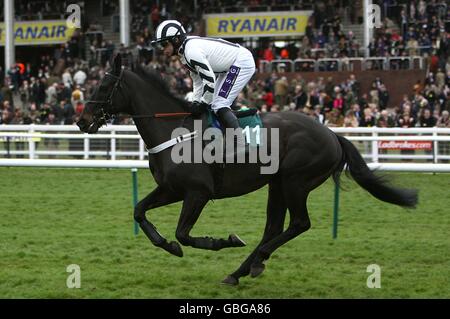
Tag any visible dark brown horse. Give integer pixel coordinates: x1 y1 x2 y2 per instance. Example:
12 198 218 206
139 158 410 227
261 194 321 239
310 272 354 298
77 54 418 285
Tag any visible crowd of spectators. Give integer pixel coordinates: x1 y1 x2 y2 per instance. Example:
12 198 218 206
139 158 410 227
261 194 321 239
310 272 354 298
1 0 449 130
130 0 198 43
0 0 85 20
256 2 449 65
0 23 113 126
134 1 450 129
367 1 449 67
127 1 449 72
198 0 317 13
147 53 450 129
256 70 450 128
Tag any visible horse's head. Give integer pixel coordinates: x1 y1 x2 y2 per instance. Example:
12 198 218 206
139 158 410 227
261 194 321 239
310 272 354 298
77 54 128 133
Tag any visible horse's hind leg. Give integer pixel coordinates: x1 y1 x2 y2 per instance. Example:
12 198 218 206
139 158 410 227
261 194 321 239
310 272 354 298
175 191 246 251
223 180 287 285
134 186 183 257
250 178 311 276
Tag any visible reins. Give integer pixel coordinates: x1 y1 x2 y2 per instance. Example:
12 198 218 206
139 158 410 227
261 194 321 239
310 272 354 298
130 112 192 119
86 68 193 124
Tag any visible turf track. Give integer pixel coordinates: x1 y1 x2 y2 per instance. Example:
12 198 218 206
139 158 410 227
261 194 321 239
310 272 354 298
0 168 448 298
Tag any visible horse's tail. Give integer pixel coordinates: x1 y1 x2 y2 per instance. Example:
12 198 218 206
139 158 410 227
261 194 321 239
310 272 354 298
334 134 418 208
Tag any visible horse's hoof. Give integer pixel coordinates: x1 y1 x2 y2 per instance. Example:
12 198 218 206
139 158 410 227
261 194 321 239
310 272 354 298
250 263 265 278
168 241 183 257
221 275 239 286
229 234 246 247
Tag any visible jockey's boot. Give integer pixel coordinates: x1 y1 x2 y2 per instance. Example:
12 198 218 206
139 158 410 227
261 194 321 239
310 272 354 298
216 107 245 158
216 107 240 130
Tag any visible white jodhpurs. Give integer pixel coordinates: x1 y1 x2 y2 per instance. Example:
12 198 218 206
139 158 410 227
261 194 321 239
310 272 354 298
211 46 256 113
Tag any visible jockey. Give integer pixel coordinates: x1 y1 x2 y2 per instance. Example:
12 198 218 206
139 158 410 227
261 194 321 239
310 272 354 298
151 20 256 131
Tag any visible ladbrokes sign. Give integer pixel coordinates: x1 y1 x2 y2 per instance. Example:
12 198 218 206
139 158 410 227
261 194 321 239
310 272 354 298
378 141 433 150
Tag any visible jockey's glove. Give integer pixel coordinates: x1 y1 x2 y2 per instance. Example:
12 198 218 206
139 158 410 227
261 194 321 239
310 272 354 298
190 101 209 117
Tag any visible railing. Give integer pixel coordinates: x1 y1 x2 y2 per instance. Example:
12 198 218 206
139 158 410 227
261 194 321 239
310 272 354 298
85 30 105 40
342 58 365 72
258 56 425 73
14 12 66 20
332 127 450 163
386 3 448 21
293 58 316 72
203 2 314 14
0 124 146 161
1 125 450 167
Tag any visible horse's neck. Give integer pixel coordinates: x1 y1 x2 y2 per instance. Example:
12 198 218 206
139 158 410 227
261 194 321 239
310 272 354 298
134 117 183 151
125 71 188 149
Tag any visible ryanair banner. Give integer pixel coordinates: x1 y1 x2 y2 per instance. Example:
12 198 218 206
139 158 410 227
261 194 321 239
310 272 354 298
0 20 76 46
205 11 312 38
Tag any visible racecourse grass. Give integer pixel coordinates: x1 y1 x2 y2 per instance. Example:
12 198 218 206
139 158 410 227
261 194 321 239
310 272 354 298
0 167 449 298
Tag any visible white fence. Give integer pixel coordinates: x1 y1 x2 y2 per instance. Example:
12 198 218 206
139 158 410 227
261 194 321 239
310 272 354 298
1 124 450 172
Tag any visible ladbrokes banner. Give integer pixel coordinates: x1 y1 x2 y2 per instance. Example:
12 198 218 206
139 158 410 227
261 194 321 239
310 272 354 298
378 141 433 150
0 20 76 46
205 11 312 38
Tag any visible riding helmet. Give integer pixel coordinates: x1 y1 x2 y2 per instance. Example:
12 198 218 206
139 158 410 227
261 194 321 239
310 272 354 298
151 20 187 51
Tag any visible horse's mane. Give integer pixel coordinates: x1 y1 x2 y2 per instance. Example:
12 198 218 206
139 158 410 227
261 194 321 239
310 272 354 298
134 65 190 111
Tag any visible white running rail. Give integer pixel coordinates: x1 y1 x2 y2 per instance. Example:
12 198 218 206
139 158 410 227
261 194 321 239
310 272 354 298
1 125 450 172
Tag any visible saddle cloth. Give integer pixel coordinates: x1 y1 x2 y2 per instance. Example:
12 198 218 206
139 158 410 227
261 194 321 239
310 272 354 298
207 107 263 147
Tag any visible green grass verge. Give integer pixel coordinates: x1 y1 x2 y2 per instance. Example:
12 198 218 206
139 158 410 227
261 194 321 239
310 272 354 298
0 168 448 298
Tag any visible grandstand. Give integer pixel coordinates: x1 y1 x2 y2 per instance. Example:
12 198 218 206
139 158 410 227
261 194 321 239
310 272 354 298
0 0 448 130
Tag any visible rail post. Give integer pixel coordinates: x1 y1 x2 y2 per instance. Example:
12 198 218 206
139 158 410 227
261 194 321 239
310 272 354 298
433 130 438 164
131 168 139 235
28 125 35 159
333 179 340 239
372 131 379 163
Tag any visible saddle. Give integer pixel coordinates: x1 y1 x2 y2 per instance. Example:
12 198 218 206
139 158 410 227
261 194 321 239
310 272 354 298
203 107 263 196
207 107 263 147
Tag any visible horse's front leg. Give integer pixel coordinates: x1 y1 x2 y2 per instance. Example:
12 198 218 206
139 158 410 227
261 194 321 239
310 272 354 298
175 192 246 251
134 186 184 257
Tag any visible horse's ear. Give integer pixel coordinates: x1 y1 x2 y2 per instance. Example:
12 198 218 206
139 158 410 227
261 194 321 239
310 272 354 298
112 53 122 75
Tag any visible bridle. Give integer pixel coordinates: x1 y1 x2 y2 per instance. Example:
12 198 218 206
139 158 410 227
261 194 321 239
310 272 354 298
82 65 209 155
85 67 191 130
84 68 124 128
